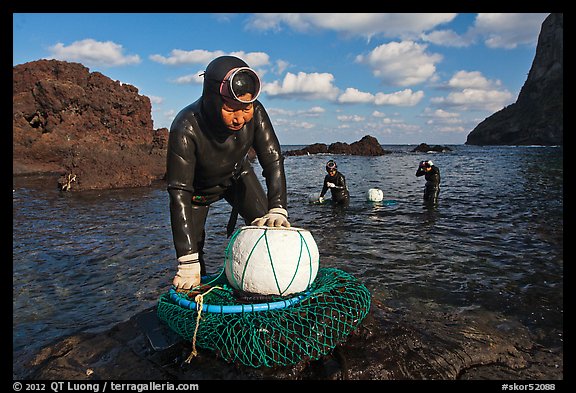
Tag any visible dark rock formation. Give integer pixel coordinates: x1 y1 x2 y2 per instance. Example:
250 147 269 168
16 299 563 380
466 13 563 146
13 59 169 190
284 135 389 156
412 143 452 153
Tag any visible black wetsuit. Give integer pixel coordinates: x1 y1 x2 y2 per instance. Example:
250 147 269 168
415 165 441 204
320 170 350 206
166 56 287 274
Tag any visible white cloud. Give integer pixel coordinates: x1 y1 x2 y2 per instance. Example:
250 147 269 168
337 114 365 122
380 117 402 125
338 88 374 104
431 88 513 112
356 41 442 86
447 70 496 90
275 59 290 75
47 39 140 67
273 117 316 130
264 72 340 100
229 51 270 68
431 70 513 112
472 13 549 49
420 29 472 47
266 108 292 117
267 106 326 118
422 108 465 134
173 73 204 85
305 106 326 116
294 121 316 129
247 13 457 40
423 108 460 119
338 87 424 106
374 89 425 106
149 49 223 65
150 49 270 68
421 13 549 49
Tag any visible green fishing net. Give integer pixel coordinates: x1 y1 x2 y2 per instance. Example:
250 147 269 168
157 267 371 368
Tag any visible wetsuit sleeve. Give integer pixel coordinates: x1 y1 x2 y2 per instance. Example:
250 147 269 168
166 121 198 258
416 167 425 177
333 173 347 190
251 104 288 210
166 124 197 193
430 167 441 185
320 176 329 197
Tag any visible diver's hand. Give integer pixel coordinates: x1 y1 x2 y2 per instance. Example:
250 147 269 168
318 196 324 204
327 182 336 188
251 207 290 228
173 253 201 290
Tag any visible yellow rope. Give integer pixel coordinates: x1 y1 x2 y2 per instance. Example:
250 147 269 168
185 285 223 363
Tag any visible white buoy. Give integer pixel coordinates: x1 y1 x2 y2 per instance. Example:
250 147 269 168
367 188 384 202
225 226 320 296
307 192 321 204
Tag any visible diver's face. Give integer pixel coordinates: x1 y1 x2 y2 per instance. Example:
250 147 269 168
221 93 254 131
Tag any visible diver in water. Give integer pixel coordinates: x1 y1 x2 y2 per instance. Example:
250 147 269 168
319 160 350 206
166 56 290 290
415 160 441 205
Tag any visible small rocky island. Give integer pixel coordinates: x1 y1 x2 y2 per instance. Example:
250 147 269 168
412 143 452 153
284 138 452 156
284 135 390 156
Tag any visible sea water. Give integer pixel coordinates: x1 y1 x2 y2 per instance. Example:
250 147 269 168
12 144 563 376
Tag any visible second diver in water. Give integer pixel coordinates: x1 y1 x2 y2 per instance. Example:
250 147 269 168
415 160 441 205
319 160 350 206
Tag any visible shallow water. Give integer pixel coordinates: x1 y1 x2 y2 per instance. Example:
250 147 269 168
12 145 563 374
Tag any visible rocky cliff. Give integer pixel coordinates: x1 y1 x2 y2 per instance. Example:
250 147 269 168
466 13 563 146
13 59 169 190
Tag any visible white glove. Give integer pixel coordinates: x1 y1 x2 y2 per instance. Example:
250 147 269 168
251 207 290 228
327 182 336 188
318 196 324 203
173 253 201 290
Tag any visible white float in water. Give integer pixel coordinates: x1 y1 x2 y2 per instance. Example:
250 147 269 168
307 192 321 204
225 226 320 296
367 188 384 202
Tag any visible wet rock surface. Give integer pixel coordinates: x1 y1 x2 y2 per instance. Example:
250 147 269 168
16 298 562 381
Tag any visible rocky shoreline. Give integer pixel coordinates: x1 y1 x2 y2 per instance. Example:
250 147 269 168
16 295 562 381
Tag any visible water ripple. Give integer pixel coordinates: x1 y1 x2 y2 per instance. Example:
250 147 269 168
13 145 563 361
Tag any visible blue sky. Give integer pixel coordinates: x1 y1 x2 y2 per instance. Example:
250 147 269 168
12 13 551 145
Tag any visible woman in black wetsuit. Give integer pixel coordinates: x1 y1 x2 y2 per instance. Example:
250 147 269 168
319 160 350 206
166 56 290 290
415 160 441 205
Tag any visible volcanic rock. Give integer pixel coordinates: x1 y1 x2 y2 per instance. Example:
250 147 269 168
16 300 563 380
412 143 452 153
13 59 168 190
284 135 389 156
466 13 563 146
